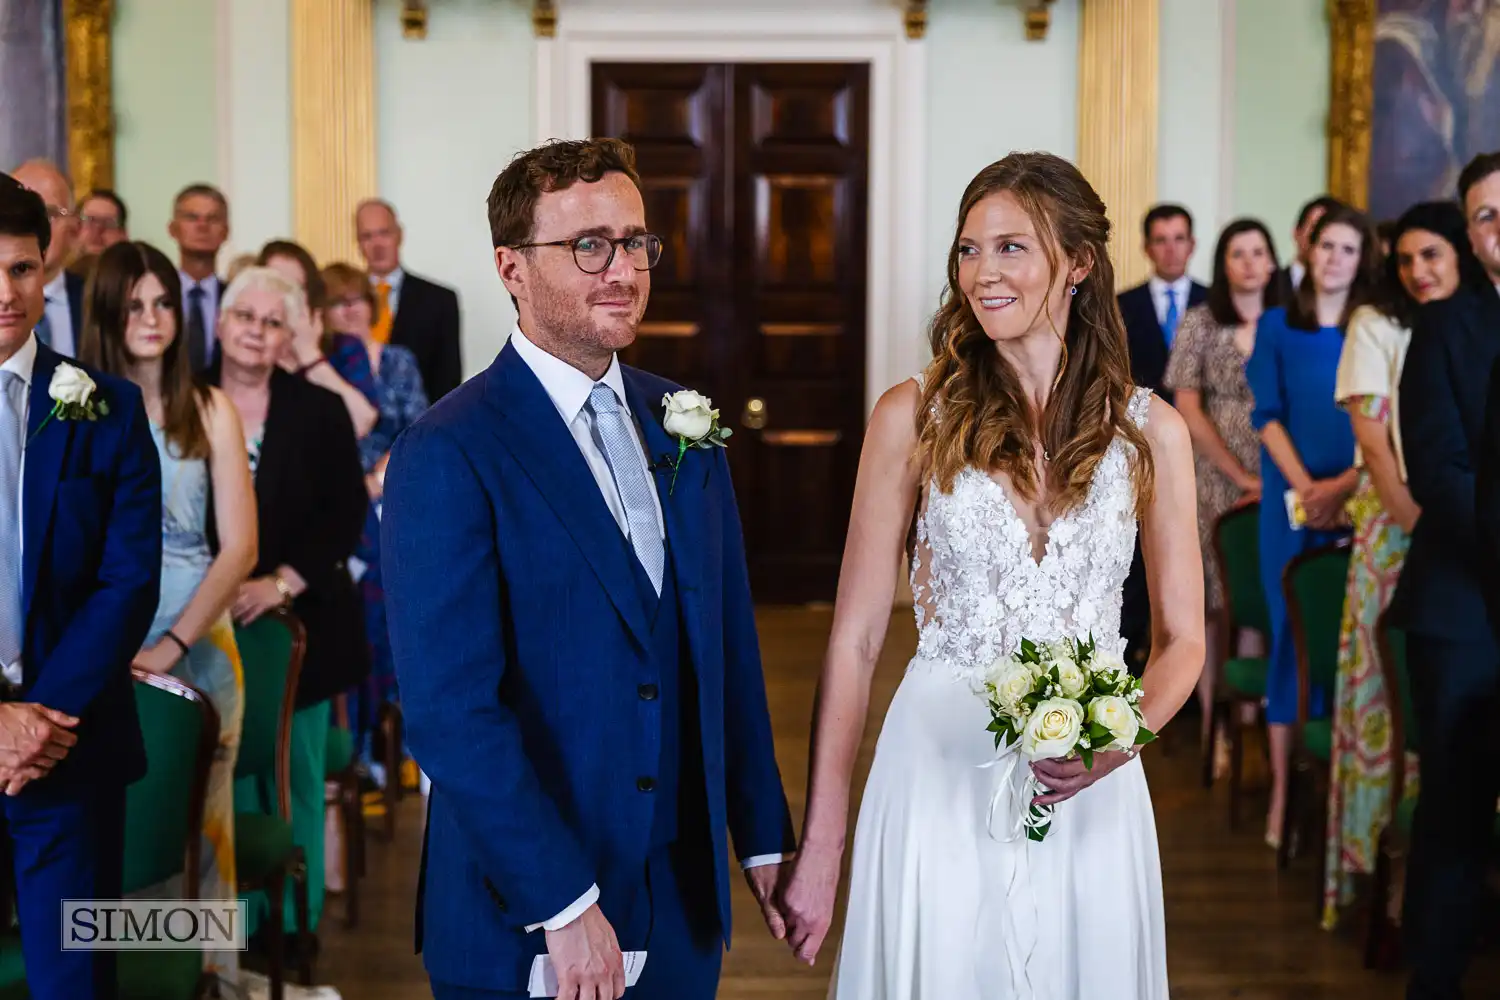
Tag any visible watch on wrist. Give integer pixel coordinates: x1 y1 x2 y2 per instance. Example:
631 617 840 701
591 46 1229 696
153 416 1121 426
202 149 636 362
273 575 294 605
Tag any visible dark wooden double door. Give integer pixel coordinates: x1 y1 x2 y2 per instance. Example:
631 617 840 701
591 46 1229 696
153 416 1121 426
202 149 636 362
593 62 870 604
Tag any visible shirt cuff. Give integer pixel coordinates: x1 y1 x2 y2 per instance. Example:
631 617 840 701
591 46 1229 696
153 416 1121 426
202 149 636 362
524 884 600 933
740 854 784 870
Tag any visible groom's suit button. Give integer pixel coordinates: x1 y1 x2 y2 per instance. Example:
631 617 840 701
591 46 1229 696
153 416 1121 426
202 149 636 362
638 683 658 700
637 776 656 792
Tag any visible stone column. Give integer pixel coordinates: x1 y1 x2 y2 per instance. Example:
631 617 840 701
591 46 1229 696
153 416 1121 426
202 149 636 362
1077 0 1159 289
289 0 376 265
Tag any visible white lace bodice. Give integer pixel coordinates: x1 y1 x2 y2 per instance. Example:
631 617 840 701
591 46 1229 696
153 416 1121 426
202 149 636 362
910 386 1153 687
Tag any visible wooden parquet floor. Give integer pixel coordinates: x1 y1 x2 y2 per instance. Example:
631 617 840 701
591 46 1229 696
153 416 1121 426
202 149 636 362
314 607 1500 998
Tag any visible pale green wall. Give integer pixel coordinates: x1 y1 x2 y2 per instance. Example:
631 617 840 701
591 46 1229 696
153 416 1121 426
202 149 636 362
1233 0 1329 260
112 0 219 255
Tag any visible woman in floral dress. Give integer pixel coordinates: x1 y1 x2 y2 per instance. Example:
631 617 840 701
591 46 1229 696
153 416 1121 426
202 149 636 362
1320 201 1481 927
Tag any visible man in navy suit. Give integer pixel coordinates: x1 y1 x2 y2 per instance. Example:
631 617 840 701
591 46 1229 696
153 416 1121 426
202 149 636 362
169 184 230 373
10 161 85 358
1116 204 1207 670
0 174 162 998
1399 151 1500 1000
382 138 796 999
1117 203 1209 405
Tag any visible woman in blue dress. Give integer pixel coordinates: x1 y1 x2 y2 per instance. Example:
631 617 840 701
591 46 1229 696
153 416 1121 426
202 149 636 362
79 241 259 993
319 262 429 787
1246 203 1379 848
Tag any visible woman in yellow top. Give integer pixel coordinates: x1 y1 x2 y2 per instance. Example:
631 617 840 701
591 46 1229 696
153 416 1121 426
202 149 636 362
1321 200 1482 928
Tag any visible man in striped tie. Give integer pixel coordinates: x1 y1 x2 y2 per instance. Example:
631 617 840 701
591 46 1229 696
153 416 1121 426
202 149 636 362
382 139 795 1000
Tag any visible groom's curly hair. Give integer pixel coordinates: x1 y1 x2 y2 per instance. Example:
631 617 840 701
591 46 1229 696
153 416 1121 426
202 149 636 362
486 138 642 249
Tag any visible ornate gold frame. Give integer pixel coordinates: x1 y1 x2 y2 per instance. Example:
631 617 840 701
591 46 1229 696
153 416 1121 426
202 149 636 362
63 0 114 198
1326 0 1377 209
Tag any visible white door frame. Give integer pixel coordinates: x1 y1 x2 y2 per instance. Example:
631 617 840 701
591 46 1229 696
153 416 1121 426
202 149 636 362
534 6 929 413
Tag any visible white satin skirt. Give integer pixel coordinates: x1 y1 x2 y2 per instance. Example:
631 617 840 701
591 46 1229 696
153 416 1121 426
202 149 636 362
828 658 1168 1000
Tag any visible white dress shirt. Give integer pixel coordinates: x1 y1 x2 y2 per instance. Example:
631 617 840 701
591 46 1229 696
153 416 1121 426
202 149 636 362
179 271 221 358
1147 274 1192 329
2 335 37 686
370 265 406 317
40 272 73 358
508 325 782 933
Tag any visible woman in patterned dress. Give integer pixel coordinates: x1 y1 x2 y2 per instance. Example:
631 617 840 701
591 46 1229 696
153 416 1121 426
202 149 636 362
320 262 429 784
1320 201 1482 927
1163 219 1279 757
80 241 259 993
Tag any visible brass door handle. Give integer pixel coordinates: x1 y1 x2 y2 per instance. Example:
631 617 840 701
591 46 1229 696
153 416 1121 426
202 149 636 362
742 397 767 430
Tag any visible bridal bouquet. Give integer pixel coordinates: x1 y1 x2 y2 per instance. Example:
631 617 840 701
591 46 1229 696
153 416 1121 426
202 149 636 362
979 635 1154 842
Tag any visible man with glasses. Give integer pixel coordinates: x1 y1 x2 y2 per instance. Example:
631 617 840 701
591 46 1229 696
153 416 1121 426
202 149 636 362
76 190 128 257
9 161 83 358
382 138 795 1000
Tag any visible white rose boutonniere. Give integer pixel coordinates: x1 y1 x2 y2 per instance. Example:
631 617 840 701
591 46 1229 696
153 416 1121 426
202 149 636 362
660 388 731 494
32 363 108 441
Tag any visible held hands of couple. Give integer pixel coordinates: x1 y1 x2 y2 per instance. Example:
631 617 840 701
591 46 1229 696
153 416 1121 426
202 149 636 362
778 847 841 966
0 702 79 796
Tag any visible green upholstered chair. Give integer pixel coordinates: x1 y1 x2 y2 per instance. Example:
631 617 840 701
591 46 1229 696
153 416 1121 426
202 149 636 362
232 610 313 994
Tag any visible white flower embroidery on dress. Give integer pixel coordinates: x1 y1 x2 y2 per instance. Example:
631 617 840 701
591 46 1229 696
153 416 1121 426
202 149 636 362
910 387 1153 690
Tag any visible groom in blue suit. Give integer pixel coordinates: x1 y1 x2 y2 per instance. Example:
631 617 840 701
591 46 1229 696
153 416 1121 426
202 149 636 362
0 174 162 998
382 138 797 999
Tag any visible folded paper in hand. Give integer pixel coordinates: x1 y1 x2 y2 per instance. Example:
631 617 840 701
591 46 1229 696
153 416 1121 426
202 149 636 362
528 952 647 997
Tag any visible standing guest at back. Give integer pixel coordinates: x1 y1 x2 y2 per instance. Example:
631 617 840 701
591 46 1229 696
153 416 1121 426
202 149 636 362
355 199 463 401
1162 218 1279 764
1398 151 1500 1000
11 160 83 357
170 184 231 374
79 239 259 993
1247 203 1378 852
1276 195 1344 303
0 172 163 1000
1117 204 1207 670
1320 200 1479 933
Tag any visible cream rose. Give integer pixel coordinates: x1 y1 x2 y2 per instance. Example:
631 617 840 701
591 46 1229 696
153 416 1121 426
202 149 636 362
1052 655 1088 700
662 389 716 441
1088 695 1140 751
49 363 96 406
1022 697 1083 759
988 656 1037 716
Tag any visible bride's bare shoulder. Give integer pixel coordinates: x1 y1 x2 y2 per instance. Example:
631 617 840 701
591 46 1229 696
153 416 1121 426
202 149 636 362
1140 393 1192 471
867 378 924 449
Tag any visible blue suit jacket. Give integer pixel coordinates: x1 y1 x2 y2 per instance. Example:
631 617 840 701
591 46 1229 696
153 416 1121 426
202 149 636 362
1394 287 1500 645
381 342 795 992
20 344 161 787
1118 279 1209 404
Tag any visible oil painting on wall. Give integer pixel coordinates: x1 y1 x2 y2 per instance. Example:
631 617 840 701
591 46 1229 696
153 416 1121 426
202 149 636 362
1369 0 1500 220
0 0 68 172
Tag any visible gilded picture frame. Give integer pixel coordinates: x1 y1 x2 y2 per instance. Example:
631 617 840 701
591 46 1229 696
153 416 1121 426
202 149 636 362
1326 0 1377 211
63 0 113 198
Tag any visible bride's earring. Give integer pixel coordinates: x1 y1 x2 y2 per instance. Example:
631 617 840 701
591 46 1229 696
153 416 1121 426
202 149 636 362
1069 285 1077 296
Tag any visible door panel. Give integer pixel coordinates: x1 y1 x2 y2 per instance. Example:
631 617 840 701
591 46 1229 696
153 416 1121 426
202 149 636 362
594 62 869 603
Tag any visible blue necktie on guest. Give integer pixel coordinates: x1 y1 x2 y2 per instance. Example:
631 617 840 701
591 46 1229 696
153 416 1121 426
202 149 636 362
1162 286 1180 349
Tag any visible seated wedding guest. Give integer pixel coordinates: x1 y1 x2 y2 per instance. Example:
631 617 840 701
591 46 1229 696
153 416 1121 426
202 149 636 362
79 240 258 992
1247 203 1377 850
256 240 377 438
321 262 429 784
1396 151 1500 1000
0 173 161 1000
77 190 128 257
1320 201 1480 931
1162 218 1279 765
210 266 371 945
12 160 83 357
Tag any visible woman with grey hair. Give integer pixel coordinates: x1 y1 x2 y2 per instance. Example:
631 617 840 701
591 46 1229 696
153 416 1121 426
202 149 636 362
209 266 371 949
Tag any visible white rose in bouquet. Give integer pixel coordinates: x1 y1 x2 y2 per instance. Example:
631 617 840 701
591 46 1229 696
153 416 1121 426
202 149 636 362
989 656 1038 717
1022 698 1084 759
1088 695 1141 751
1052 655 1089 700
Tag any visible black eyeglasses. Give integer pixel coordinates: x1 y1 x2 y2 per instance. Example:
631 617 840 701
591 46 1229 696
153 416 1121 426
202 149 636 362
508 233 663 274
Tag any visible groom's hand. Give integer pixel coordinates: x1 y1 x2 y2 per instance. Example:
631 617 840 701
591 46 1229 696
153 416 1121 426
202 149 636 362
544 903 625 1000
744 863 788 940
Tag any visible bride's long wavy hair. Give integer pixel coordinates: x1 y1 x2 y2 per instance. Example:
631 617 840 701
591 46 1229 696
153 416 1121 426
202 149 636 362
914 152 1154 516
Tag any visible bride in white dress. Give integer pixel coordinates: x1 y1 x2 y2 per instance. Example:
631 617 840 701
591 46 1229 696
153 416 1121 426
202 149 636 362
777 152 1205 999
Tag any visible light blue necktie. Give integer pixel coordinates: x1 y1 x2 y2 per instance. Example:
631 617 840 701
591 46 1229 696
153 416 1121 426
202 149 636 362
1162 287 1181 349
588 383 664 595
0 372 25 671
